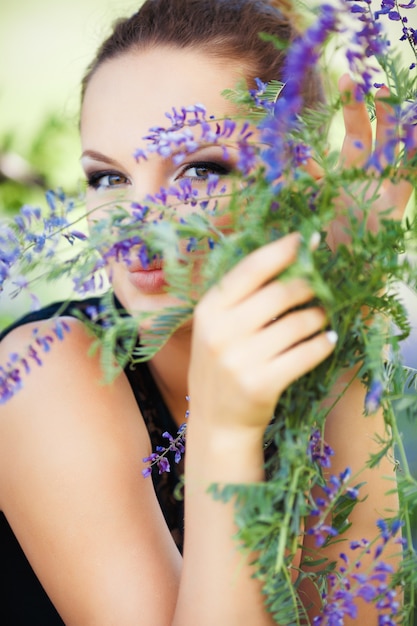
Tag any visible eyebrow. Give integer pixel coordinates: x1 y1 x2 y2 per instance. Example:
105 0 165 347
80 149 119 166
81 144 239 168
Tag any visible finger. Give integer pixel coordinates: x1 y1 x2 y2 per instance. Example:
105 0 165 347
254 307 327 361
386 114 417 215
371 95 416 221
205 232 301 308
265 329 337 392
374 85 399 169
399 118 417 177
228 278 315 335
305 157 324 181
339 73 372 168
378 178 414 222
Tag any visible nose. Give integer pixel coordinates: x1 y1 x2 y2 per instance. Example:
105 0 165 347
129 156 173 210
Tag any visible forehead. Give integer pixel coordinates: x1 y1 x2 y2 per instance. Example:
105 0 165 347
81 46 245 154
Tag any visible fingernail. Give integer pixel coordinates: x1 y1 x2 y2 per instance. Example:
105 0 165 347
326 330 338 344
309 231 321 250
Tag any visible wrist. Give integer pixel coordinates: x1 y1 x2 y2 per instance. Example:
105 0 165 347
185 419 265 484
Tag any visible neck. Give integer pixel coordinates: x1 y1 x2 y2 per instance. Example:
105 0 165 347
147 328 191 428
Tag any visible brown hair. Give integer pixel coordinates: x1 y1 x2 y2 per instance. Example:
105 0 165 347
82 0 323 105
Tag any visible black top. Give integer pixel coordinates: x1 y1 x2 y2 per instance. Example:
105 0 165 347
0 296 183 625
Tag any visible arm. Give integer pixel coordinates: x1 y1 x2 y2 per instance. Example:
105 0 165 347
174 233 337 626
300 372 400 624
0 319 182 626
298 75 414 622
326 74 417 251
0 236 336 626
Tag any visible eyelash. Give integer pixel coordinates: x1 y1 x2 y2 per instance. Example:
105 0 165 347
86 170 130 190
175 160 232 182
86 160 232 190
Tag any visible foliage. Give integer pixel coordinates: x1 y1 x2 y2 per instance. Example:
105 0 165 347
0 113 80 215
1 0 417 624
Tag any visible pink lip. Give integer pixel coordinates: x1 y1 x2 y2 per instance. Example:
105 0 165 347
127 261 167 294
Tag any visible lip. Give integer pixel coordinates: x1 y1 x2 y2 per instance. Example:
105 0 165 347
127 261 167 294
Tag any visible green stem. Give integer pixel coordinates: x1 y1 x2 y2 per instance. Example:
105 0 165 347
275 466 302 573
282 564 304 626
386 401 416 625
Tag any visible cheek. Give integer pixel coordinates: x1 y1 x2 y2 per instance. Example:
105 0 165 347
208 186 245 235
85 187 133 227
212 209 233 233
85 193 113 229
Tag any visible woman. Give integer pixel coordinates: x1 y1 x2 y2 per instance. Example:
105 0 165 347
0 1 412 624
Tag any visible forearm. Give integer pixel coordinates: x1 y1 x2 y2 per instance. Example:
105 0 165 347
323 376 399 536
300 375 400 624
175 235 339 626
173 419 276 626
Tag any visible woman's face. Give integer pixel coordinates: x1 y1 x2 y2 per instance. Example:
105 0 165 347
80 46 246 323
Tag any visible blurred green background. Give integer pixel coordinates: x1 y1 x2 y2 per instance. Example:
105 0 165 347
1 1 417 453
1 0 416 318
0 0 139 322
0 5 417 617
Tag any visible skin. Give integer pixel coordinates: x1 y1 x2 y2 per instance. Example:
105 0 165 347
0 45 415 625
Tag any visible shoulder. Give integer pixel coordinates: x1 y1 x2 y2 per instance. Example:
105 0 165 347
0 317 181 623
0 295 104 341
1 313 90 351
0 316 150 505
0 295 126 401
0 313 144 428
0 315 102 402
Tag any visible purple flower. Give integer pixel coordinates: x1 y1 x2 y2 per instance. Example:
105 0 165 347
350 539 369 550
0 322 71 404
133 148 148 162
15 205 42 229
365 380 384 413
346 487 359 499
186 237 198 252
318 542 399 623
53 319 70 341
45 189 57 211
64 230 88 244
308 429 335 468
206 174 220 196
236 141 258 175
136 244 150 269
249 77 274 110
137 103 240 167
165 103 207 128
308 524 339 548
378 617 397 626
130 203 149 221
318 519 402 623
157 457 171 474
142 421 187 478
257 4 338 183
141 466 152 478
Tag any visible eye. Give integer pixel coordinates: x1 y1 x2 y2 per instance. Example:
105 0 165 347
175 160 231 182
86 170 130 190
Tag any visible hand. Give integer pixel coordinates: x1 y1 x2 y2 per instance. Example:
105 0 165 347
324 74 416 249
188 233 337 435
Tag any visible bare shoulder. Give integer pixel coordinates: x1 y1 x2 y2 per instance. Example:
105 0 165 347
0 315 151 498
0 317 181 624
0 315 102 379
0 310 148 456
0 315 130 408
0 317 150 449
